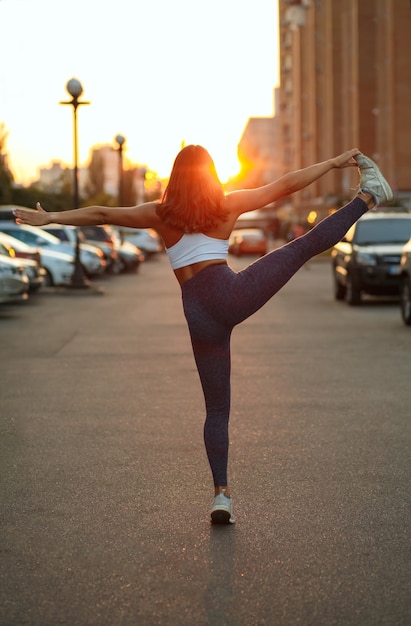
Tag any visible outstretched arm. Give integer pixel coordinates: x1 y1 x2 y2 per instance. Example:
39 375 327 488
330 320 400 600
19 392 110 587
225 148 361 216
13 201 161 229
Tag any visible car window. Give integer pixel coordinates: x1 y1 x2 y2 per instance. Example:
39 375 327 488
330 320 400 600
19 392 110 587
76 230 87 243
80 226 103 240
0 227 32 244
1 225 60 246
81 226 113 243
355 219 411 245
23 231 45 245
28 228 60 244
47 228 69 242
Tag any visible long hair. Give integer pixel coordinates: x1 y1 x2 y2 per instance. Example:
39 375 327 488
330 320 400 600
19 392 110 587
157 145 229 232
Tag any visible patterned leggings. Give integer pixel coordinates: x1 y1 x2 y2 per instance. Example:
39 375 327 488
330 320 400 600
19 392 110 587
181 197 368 486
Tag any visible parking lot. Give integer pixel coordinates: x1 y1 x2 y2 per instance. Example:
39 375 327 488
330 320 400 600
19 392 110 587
1 254 410 626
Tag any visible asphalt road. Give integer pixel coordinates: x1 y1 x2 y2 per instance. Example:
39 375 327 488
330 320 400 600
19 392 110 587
1 253 410 626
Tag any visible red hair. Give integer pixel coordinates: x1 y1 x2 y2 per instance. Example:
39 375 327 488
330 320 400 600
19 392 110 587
157 145 228 232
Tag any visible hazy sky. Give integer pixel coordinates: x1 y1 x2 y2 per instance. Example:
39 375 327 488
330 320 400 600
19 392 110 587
1 0 279 183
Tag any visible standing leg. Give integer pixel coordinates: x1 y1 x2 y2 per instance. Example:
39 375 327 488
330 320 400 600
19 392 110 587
182 280 236 523
183 303 232 488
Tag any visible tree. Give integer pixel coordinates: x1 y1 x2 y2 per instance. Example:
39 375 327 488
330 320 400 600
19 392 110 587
11 184 74 212
0 123 14 204
85 149 105 199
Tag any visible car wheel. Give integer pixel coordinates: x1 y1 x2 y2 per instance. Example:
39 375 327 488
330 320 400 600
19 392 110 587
345 273 361 306
108 258 123 274
42 269 53 287
81 264 91 279
118 258 128 273
333 269 346 301
400 276 411 326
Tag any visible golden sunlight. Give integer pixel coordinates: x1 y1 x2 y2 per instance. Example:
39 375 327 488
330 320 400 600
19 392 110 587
214 151 242 185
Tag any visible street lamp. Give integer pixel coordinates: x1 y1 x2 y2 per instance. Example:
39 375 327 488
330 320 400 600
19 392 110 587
60 78 90 288
115 134 126 206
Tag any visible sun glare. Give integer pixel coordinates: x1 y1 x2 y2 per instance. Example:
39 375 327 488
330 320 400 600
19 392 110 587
214 152 242 185
1 0 279 190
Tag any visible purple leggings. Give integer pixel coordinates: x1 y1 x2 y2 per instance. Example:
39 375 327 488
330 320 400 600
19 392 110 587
181 198 368 486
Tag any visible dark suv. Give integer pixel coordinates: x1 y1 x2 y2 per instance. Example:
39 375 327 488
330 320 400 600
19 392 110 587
399 237 411 325
331 211 411 305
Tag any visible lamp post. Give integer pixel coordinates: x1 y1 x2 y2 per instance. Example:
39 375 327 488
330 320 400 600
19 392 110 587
60 78 90 288
115 134 126 206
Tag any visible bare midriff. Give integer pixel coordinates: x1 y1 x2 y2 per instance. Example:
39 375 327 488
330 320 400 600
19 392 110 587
173 259 227 286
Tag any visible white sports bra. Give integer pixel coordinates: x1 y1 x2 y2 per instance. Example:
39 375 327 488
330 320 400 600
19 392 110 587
165 233 229 270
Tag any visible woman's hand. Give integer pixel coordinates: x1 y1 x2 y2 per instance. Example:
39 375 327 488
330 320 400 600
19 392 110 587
331 149 362 169
13 202 51 226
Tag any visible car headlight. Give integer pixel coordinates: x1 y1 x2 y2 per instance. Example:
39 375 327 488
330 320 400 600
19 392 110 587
356 252 377 266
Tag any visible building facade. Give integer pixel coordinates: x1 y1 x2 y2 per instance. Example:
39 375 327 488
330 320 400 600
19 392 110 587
37 161 89 196
277 0 411 220
237 88 282 189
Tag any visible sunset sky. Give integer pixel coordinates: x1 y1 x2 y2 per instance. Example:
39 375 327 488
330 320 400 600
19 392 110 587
1 0 279 184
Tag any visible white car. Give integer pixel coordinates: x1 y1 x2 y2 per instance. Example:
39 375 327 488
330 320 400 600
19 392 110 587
0 240 45 292
114 227 163 257
0 255 30 304
37 248 75 286
0 231 74 287
0 222 105 277
40 224 107 275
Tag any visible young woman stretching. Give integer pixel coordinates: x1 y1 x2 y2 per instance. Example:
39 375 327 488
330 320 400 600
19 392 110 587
14 148 393 524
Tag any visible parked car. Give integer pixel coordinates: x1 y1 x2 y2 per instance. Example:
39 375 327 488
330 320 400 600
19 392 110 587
229 228 268 256
0 255 30 304
106 229 144 273
0 240 45 292
114 227 163 258
0 231 42 266
77 225 120 272
0 231 73 287
331 211 411 305
116 240 145 273
0 222 103 278
40 225 107 276
35 249 75 287
399 237 411 325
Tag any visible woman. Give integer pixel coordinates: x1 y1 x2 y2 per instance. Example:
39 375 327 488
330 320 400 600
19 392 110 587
14 147 392 524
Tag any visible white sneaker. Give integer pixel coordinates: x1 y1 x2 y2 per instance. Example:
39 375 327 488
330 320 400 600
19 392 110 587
355 154 393 205
211 490 235 524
